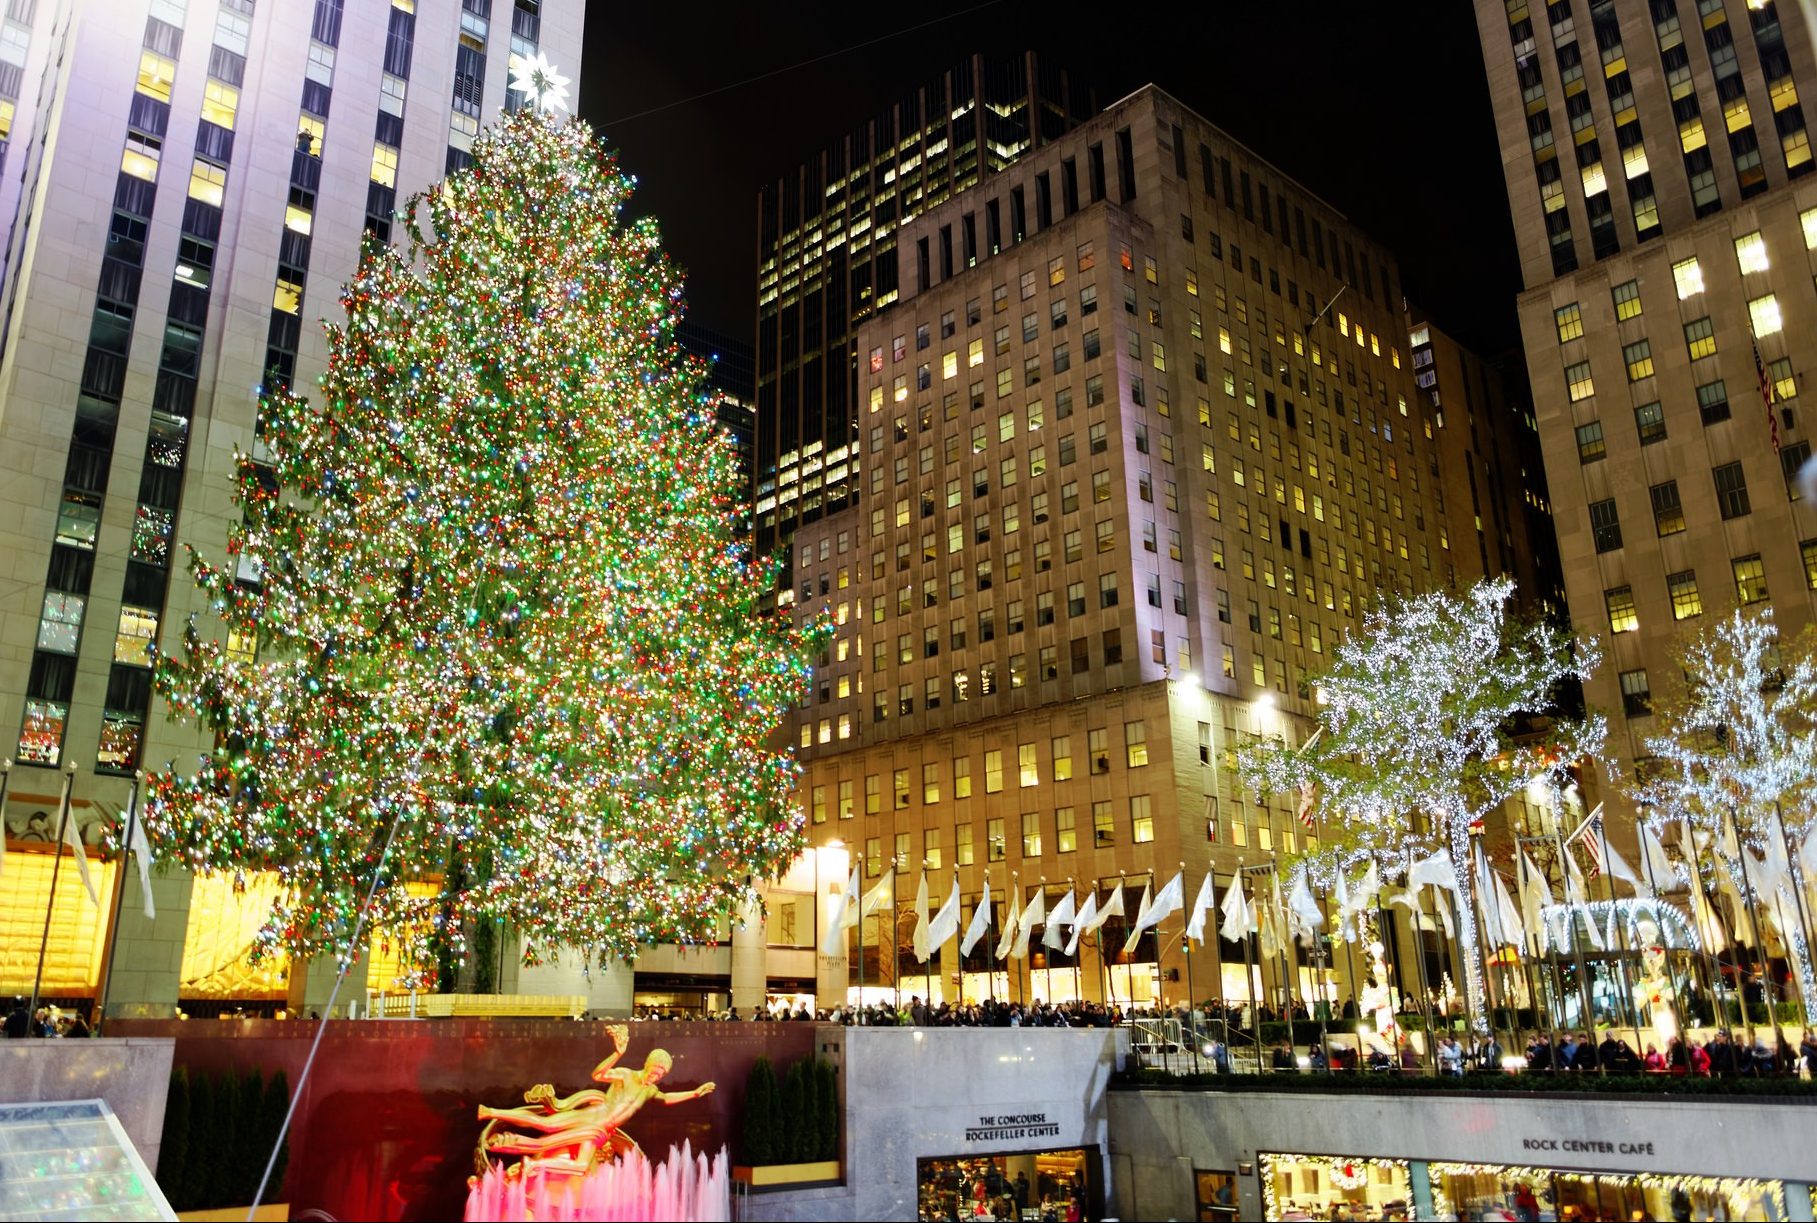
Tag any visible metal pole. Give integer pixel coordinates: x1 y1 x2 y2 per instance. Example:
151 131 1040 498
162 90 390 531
1596 819 1643 1058
1773 801 1815 1029
1239 860 1257 1050
1182 860 1202 1074
1554 823 1598 1065
96 772 144 1032
1403 847 1437 1076
27 764 78 1030
1682 821 1738 1053
1069 877 1081 1008
1729 806 1779 1048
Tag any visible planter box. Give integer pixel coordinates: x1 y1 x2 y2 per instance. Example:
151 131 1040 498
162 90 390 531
177 1207 289 1222
731 1161 841 1189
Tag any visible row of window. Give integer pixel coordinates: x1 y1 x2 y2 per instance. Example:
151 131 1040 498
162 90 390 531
18 3 243 771
1603 540 1817 639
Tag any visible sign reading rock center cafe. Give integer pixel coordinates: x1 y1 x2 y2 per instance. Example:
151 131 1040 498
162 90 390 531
1521 1135 1656 1159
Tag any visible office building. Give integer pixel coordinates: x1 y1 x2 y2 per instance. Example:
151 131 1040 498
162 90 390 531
780 83 1536 1011
677 318 756 512
1473 0 1817 808
752 52 1095 591
0 0 585 1018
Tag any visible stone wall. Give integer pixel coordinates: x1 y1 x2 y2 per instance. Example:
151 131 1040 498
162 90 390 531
1108 1085 1817 1222
0 1036 173 1171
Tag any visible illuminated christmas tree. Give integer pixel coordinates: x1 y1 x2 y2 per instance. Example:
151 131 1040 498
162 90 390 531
1235 577 1604 1028
146 96 819 980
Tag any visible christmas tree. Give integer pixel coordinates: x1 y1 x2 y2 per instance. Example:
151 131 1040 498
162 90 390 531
146 96 820 980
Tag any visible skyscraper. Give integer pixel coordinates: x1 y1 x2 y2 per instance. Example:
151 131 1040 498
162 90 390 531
780 83 1532 1008
0 0 584 1017
752 52 1095 592
1473 0 1817 810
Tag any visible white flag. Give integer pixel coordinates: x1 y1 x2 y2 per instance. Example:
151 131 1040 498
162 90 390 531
1603 835 1641 895
1287 871 1324 947
1563 844 1589 907
960 878 992 958
1012 888 1046 959
1184 872 1215 944
1219 874 1251 942
1683 821 1728 953
62 809 98 907
1081 883 1123 935
858 870 894 920
1258 894 1280 959
1408 852 1458 893
820 863 860 954
125 800 155 920
1064 892 1098 957
1638 824 1675 894
1129 881 1154 933
994 886 1021 961
925 875 963 952
1492 868 1524 950
912 871 932 962
1518 852 1549 955
1041 888 1076 951
1140 871 1185 933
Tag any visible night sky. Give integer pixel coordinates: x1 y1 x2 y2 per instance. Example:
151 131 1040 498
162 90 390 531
579 1 1520 357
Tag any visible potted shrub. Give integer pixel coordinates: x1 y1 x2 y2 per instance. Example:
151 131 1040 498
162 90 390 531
732 1054 841 1188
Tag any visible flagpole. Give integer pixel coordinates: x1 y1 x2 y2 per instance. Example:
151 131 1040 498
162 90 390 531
1061 872 1075 1003
1554 819 1598 1056
1773 801 1815 1030
27 762 78 1029
1181 861 1201 1074
1596 817 1643 1055
1403 845 1438 1076
96 771 144 1032
1633 825 1686 1046
1007 871 1018 1008
1727 805 1777 1046
1238 861 1260 1051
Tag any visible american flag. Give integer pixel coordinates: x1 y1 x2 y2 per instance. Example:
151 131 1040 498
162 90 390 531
1566 811 1605 879
1754 338 1781 455
1296 779 1317 829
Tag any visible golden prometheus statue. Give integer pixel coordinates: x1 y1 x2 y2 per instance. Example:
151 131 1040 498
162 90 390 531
474 1023 715 1178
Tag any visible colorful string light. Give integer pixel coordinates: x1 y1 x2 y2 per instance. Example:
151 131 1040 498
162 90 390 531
145 108 825 980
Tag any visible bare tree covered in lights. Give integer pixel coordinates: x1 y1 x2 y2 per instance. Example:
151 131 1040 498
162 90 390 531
1632 608 1817 1003
145 107 822 982
1234 577 1604 1028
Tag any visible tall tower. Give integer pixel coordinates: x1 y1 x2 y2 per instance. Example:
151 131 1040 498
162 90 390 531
752 52 1095 596
0 0 584 1017
1474 0 1817 812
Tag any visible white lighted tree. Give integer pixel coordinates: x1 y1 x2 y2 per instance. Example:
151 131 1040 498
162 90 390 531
1632 608 1817 1001
1234 577 1605 1029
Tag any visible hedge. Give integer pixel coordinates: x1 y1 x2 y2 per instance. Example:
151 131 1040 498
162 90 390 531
157 1066 290 1210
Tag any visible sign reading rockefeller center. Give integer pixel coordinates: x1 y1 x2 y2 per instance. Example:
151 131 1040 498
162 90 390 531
966 1112 1062 1143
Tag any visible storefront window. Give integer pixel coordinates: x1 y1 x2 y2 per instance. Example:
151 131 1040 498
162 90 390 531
1429 1163 1786 1223
918 1149 1095 1222
1258 1154 1411 1222
1196 1169 1238 1221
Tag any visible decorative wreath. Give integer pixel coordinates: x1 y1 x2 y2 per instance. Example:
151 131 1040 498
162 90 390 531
1327 1161 1368 1191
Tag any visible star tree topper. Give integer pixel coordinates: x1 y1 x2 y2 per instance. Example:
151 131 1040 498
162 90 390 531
509 51 571 114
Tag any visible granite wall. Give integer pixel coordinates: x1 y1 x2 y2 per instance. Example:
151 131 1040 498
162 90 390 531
0 1036 174 1170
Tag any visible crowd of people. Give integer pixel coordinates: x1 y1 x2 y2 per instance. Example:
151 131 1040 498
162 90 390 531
633 997 1127 1027
3 998 90 1038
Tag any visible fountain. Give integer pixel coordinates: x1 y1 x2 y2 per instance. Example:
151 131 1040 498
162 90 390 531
463 1025 729 1221
463 1140 729 1222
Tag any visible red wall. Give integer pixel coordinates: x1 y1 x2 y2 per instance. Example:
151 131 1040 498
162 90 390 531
114 1018 824 1221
